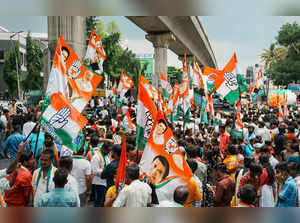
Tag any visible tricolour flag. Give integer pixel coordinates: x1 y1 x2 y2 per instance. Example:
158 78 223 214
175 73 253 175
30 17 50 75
117 70 134 98
46 36 103 113
160 72 172 100
158 87 171 119
136 74 158 151
254 68 264 89
139 110 193 202
39 92 87 152
203 53 246 104
121 110 136 132
193 58 205 89
84 29 106 74
112 80 117 97
115 134 127 193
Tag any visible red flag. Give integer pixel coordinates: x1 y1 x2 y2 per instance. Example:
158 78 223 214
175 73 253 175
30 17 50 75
115 134 127 193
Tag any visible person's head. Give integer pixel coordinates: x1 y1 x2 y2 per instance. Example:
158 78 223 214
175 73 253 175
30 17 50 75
13 124 21 133
227 144 237 155
155 119 168 136
53 168 69 188
185 146 197 159
101 141 112 155
248 125 255 134
44 133 54 147
90 134 99 147
125 163 140 183
61 46 70 62
249 163 262 181
216 163 228 178
276 162 290 181
186 137 194 146
83 70 93 82
219 125 225 134
173 185 189 205
111 144 122 159
149 155 169 185
40 149 54 170
186 159 198 174
287 144 299 155
20 151 35 170
279 125 286 134
287 162 299 178
240 184 257 205
59 156 73 173
127 144 137 162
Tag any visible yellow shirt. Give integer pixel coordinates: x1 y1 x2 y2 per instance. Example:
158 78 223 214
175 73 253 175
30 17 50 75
184 177 202 207
106 185 128 199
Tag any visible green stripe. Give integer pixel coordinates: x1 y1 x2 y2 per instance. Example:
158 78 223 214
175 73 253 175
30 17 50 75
136 125 147 151
155 176 183 189
39 117 73 148
224 89 239 104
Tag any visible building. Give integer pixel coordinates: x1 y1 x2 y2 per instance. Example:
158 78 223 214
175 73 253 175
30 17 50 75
136 53 154 83
246 66 254 86
0 25 48 99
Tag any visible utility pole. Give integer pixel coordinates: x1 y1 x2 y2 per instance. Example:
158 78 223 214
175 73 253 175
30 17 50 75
10 31 23 101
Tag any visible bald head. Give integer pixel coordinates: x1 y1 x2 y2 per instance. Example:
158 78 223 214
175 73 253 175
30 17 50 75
173 185 189 205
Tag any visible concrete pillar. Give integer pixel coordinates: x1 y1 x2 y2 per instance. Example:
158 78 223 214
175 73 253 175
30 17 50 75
146 32 175 88
44 16 86 92
178 55 193 88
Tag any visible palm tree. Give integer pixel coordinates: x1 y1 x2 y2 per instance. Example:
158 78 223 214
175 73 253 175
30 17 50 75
260 43 287 68
260 43 288 95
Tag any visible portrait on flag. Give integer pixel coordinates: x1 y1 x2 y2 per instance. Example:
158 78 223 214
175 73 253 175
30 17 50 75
47 36 103 112
84 29 106 74
139 111 193 202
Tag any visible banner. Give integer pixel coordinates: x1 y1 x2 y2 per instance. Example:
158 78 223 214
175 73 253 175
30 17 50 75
140 110 193 202
84 29 106 74
39 92 87 151
117 70 134 98
46 36 103 113
136 74 158 151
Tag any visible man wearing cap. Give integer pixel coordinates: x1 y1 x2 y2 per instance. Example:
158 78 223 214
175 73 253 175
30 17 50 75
41 133 61 168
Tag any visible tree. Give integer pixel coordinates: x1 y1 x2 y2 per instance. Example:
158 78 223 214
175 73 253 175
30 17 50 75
86 18 144 88
3 42 21 97
168 66 183 86
262 22 300 86
22 33 44 93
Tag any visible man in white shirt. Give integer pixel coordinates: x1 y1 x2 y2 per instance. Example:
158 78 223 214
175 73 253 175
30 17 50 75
113 163 152 207
255 121 271 142
71 148 92 207
22 114 36 138
91 142 111 207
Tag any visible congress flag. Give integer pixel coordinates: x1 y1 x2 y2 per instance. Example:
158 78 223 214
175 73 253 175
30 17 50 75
39 92 87 152
203 53 246 104
117 70 134 98
84 29 106 74
46 36 103 113
136 74 158 151
140 110 193 202
115 134 128 193
160 72 172 99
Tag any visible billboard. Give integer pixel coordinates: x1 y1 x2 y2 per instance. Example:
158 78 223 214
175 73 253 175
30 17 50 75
136 54 153 83
288 84 300 95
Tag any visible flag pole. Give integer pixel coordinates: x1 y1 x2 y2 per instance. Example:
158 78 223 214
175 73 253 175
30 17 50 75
33 125 41 158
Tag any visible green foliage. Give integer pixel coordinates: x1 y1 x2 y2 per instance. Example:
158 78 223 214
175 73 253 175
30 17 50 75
22 33 44 92
263 22 300 86
3 42 21 97
87 18 144 88
168 66 183 86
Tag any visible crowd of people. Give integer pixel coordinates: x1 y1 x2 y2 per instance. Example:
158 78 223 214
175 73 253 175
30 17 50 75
0 95 299 207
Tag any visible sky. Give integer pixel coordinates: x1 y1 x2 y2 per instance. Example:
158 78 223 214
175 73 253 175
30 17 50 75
1 16 300 73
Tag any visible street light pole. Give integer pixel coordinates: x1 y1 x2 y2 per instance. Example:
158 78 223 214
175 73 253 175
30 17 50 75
10 31 23 101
